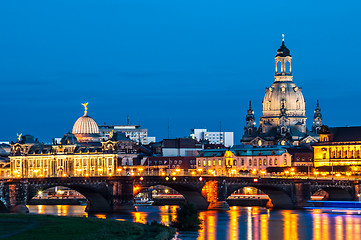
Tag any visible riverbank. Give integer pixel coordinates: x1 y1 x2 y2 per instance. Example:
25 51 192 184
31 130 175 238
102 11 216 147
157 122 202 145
0 214 175 240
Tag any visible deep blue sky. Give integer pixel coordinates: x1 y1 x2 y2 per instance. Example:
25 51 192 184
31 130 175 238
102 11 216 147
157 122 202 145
1 1 360 143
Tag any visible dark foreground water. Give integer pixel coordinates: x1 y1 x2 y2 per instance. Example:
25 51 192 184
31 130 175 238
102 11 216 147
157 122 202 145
28 205 361 240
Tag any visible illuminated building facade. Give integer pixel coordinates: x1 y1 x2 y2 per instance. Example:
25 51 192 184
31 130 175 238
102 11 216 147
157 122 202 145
241 36 321 146
9 104 138 178
313 126 361 167
196 146 292 175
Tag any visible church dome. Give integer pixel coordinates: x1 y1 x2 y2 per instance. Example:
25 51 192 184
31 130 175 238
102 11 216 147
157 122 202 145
72 103 100 143
72 115 100 135
259 36 307 136
262 81 305 118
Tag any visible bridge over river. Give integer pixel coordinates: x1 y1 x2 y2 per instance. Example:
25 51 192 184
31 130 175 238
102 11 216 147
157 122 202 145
0 176 359 213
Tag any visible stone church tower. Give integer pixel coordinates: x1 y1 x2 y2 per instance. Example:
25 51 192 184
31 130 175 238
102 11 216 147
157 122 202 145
312 100 322 134
244 101 257 137
242 36 319 146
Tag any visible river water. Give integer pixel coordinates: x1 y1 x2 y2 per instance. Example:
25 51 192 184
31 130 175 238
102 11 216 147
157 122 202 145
28 205 361 240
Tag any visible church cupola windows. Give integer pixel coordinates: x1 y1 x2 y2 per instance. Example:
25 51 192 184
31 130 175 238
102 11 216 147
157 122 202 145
275 35 292 78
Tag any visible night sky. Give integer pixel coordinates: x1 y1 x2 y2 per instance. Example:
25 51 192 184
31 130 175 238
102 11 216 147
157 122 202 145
0 0 360 143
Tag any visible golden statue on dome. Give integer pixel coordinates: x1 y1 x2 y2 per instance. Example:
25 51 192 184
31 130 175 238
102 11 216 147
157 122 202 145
17 133 22 142
109 130 114 139
81 102 89 115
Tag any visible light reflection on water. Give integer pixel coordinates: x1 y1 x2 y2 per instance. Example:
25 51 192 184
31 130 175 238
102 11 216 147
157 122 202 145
27 205 361 240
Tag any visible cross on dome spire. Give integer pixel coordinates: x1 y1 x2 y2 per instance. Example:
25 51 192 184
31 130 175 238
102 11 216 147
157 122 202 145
282 34 285 43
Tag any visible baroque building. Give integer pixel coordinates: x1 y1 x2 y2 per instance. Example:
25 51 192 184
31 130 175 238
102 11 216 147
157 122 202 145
313 126 361 167
9 104 138 178
196 145 292 175
242 36 322 146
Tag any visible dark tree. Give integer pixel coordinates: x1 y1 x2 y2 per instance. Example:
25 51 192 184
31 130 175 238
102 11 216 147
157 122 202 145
171 203 201 231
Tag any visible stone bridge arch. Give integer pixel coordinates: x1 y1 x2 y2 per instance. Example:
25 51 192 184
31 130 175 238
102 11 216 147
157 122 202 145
27 183 112 213
226 183 295 209
27 181 115 213
24 177 135 213
136 177 209 210
311 186 356 201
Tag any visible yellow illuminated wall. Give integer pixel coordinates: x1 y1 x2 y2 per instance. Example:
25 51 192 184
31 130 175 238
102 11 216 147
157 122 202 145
313 143 361 167
196 150 292 175
9 141 137 178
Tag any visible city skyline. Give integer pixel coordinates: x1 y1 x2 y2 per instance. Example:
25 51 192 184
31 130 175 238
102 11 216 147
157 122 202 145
1 0 361 143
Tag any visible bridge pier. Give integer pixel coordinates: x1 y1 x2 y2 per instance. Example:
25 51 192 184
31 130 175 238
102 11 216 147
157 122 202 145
294 182 311 209
110 179 135 213
204 179 230 211
8 181 29 213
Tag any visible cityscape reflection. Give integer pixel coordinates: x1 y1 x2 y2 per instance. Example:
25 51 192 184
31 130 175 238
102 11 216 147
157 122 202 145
27 205 361 240
228 206 239 240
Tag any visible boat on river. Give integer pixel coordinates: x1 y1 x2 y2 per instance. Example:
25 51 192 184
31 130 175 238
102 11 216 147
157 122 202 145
305 200 361 214
134 197 154 206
